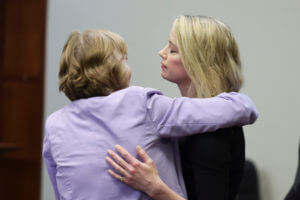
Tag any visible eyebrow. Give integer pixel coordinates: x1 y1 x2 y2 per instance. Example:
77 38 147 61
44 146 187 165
168 40 177 48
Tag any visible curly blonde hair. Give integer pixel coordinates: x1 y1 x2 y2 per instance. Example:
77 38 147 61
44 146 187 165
59 29 129 101
172 15 243 98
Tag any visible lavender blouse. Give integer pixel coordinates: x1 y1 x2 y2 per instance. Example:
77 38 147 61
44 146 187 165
43 86 257 200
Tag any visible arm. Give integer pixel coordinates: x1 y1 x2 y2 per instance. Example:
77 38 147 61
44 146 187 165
106 145 185 200
146 89 258 137
42 130 60 200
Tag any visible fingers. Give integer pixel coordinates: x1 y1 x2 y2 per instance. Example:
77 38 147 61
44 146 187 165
106 156 128 177
136 145 152 164
115 145 140 165
107 169 128 184
107 149 132 172
107 169 121 180
113 145 152 166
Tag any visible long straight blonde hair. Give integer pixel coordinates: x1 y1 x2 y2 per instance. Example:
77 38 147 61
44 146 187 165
172 15 243 98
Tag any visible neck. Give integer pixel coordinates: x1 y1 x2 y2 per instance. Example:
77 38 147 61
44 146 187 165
177 79 192 97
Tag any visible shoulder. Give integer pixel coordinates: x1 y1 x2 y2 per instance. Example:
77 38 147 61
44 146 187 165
117 86 163 99
45 109 64 132
125 86 163 94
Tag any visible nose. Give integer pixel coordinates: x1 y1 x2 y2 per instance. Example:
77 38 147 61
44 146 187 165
159 45 167 59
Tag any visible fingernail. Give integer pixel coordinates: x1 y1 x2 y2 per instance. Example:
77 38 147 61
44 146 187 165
136 145 141 150
107 150 112 154
115 145 120 150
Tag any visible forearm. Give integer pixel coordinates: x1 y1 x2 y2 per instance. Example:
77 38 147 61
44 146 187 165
149 92 258 137
148 179 186 200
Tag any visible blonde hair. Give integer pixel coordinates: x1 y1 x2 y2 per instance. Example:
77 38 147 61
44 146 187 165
172 15 243 98
59 29 129 101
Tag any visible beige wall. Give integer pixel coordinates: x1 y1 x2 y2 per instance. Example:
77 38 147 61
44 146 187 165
42 0 300 199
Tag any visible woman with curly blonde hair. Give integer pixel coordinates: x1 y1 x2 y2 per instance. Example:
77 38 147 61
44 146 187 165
107 15 249 200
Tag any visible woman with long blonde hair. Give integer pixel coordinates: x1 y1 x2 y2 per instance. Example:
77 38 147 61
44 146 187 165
43 28 257 200
107 15 248 200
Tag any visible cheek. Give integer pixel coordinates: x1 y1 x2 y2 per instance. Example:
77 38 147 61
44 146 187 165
169 57 182 67
169 57 187 76
165 56 190 83
126 66 132 82
122 63 131 84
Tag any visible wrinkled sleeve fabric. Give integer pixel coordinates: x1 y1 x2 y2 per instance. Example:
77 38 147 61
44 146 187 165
43 125 60 200
145 88 258 138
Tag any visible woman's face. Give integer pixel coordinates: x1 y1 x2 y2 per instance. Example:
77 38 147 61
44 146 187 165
123 56 131 86
159 30 190 85
115 51 131 86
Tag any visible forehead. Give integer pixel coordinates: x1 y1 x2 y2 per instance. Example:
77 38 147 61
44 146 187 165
169 30 177 46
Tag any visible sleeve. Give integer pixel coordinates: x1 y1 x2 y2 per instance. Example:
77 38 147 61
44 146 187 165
145 89 258 137
42 126 60 200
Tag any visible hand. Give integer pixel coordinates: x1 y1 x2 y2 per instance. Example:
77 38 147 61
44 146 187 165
106 145 162 197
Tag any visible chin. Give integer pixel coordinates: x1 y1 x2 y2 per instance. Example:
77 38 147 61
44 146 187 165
161 75 176 84
161 73 169 81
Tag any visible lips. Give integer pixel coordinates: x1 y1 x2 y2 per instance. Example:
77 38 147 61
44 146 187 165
161 63 167 70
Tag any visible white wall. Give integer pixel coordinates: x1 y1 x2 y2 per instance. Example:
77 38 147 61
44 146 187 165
42 0 300 199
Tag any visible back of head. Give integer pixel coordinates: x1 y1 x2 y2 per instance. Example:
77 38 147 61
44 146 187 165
59 29 129 101
172 15 243 98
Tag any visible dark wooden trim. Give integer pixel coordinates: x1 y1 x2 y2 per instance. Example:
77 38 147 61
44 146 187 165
0 143 19 153
0 0 47 199
0 0 5 75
